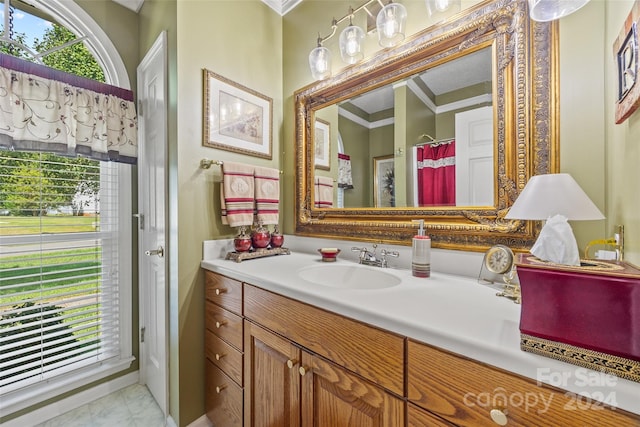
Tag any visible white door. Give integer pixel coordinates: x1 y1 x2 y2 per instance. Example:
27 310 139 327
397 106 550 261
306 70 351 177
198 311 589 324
455 106 494 206
137 31 168 416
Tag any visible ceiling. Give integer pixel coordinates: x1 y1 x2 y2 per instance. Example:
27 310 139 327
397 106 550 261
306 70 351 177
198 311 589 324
112 0 302 15
346 47 493 115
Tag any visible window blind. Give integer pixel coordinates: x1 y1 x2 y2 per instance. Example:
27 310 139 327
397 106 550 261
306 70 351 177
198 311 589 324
0 151 121 393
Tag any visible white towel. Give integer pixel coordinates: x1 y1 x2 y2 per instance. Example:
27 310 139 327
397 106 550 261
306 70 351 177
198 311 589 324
338 153 354 189
314 176 334 208
254 166 280 225
220 161 255 227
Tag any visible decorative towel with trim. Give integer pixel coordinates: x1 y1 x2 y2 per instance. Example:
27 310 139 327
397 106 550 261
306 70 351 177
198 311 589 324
314 176 334 208
220 161 255 227
254 166 280 225
337 153 354 189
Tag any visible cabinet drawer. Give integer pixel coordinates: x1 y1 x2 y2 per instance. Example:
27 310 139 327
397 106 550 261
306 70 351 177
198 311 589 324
407 339 640 427
244 284 405 396
205 271 243 315
408 403 456 427
205 329 243 386
206 360 243 427
206 301 243 350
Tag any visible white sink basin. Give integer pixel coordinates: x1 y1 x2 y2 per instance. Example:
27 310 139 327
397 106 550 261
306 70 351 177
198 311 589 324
297 264 402 290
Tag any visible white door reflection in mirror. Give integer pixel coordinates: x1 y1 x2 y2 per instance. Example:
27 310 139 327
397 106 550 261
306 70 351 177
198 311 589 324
455 106 494 206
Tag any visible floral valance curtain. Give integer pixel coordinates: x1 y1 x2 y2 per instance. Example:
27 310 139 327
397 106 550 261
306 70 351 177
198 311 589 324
0 53 137 164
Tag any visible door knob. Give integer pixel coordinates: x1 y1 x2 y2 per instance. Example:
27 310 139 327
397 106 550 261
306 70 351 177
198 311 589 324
145 246 164 258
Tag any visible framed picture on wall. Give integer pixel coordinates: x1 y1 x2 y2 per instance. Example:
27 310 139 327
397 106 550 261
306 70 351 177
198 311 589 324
374 155 395 208
613 2 640 124
314 118 331 170
203 69 273 159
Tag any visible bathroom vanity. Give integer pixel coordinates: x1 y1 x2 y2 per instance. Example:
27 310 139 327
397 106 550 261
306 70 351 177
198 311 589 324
201 243 640 426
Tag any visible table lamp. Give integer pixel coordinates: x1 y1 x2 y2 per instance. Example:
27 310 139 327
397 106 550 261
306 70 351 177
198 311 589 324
504 173 604 266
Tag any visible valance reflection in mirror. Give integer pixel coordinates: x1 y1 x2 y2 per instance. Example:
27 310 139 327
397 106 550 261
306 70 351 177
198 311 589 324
314 46 493 209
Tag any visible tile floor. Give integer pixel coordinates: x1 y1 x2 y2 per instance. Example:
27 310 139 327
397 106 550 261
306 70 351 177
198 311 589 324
33 384 165 427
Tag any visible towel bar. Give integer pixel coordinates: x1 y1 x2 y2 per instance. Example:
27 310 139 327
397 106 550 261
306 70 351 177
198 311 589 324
200 158 223 169
200 158 284 173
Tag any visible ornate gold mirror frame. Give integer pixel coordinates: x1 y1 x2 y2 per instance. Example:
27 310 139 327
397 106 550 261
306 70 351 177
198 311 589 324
294 0 558 252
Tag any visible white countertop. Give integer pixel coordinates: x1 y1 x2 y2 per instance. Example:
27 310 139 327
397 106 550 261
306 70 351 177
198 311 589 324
201 237 640 416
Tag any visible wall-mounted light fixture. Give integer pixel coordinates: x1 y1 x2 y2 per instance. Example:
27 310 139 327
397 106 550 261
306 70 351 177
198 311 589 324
528 0 591 22
309 0 407 81
425 0 461 23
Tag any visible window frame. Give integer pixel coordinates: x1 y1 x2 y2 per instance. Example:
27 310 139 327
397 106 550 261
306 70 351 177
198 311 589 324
0 0 134 416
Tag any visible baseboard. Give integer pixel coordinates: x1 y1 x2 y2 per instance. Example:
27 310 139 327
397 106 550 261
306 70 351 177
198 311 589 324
2 371 139 427
186 414 213 427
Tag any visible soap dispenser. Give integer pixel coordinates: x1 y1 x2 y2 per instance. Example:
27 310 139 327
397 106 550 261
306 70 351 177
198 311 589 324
411 219 431 278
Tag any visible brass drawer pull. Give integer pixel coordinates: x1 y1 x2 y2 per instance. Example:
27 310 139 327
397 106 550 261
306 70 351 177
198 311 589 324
215 288 227 295
215 320 227 329
489 408 508 426
299 366 310 376
215 353 225 361
215 384 227 394
286 359 298 369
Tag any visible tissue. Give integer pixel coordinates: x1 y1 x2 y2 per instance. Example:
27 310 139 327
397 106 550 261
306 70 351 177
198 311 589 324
530 214 580 266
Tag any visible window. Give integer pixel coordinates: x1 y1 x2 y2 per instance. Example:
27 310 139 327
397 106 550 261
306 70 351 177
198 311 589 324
0 1 133 415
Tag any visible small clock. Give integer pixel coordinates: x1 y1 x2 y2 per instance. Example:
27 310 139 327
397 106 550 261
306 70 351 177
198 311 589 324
478 244 516 286
485 244 515 274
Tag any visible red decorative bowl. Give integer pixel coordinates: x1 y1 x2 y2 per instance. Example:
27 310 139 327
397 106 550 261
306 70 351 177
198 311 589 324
318 248 341 262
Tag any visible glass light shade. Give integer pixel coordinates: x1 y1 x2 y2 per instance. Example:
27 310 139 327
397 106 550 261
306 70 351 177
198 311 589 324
504 173 604 221
339 25 365 64
309 45 332 80
376 2 407 48
528 0 590 22
426 0 461 16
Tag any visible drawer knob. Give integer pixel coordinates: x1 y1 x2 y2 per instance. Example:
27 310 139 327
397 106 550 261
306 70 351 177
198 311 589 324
215 320 227 329
299 366 310 376
215 384 227 394
215 288 227 295
215 353 225 361
286 359 298 369
490 409 508 426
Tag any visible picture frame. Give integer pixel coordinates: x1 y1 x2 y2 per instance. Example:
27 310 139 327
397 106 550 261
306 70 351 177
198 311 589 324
314 118 331 170
203 69 273 159
373 154 395 208
614 1 640 124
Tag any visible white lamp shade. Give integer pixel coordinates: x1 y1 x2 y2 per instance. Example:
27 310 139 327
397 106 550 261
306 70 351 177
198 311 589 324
376 2 407 48
309 46 332 81
504 173 604 221
528 0 590 22
339 25 365 64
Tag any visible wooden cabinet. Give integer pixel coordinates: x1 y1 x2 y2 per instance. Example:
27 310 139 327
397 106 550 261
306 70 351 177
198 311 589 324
205 271 244 427
300 350 404 427
243 284 405 427
407 339 640 427
244 320 301 427
204 269 640 427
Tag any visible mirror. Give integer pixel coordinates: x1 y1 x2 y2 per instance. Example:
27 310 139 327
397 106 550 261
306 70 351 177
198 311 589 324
316 46 494 209
294 0 559 251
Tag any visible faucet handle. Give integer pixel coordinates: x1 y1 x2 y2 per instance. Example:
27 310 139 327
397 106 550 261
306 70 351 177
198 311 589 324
380 249 399 258
379 248 399 268
351 246 367 253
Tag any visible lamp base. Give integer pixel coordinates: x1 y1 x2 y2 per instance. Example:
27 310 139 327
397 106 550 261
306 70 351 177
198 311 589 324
521 334 640 383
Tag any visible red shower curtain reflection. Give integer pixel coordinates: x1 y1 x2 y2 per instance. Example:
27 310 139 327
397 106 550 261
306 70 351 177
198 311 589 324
417 141 456 206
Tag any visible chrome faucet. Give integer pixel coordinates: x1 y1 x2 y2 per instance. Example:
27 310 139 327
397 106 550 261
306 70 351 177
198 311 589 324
351 244 399 268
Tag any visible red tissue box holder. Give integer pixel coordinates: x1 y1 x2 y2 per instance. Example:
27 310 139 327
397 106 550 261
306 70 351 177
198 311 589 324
515 254 640 383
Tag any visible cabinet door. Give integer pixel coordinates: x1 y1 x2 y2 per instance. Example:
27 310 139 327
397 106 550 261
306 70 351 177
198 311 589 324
300 352 404 427
244 320 301 427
